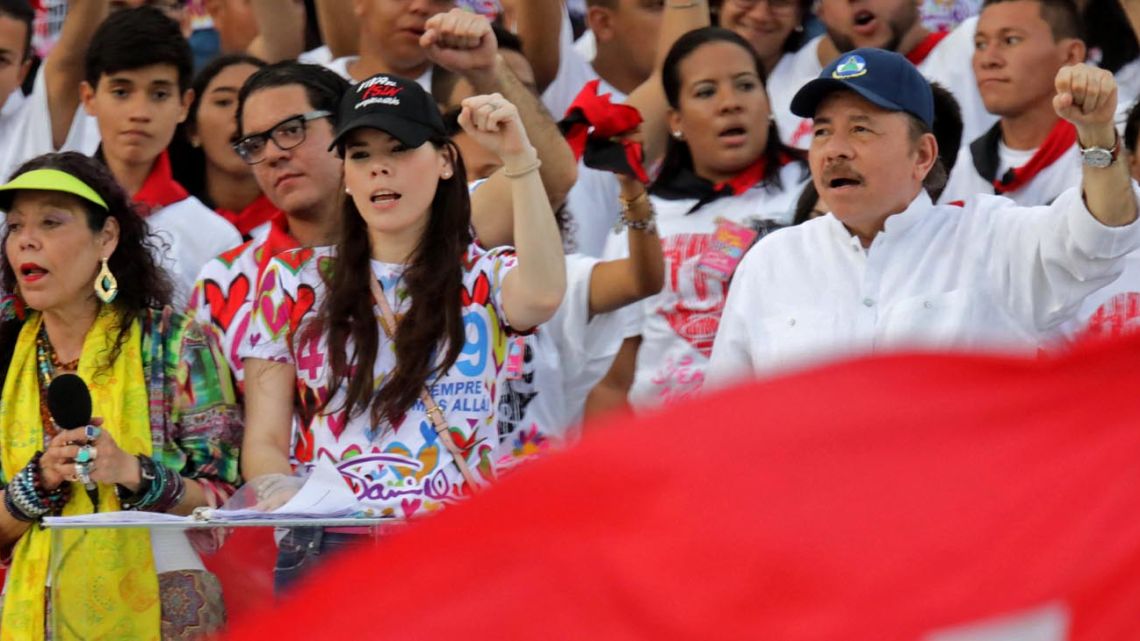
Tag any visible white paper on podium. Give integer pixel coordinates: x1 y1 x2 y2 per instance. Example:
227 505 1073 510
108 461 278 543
45 459 368 527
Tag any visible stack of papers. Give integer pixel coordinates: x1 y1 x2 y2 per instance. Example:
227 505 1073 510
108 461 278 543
45 459 379 527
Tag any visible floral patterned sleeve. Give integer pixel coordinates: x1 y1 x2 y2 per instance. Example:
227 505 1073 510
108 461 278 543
143 308 242 506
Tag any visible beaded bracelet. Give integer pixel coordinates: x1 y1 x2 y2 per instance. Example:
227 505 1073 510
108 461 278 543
117 455 185 513
4 453 69 522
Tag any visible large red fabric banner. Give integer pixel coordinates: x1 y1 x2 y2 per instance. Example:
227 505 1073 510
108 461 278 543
225 336 1140 640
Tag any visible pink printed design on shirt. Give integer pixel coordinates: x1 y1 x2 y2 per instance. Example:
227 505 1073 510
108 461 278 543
1084 292 1140 339
658 233 730 358
650 354 706 404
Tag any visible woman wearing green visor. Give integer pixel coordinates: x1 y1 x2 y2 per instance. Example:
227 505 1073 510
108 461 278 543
0 152 241 639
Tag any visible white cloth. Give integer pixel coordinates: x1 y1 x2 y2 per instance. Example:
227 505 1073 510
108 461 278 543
323 56 433 90
1114 58 1140 131
0 66 100 183
299 45 333 66
708 186 1140 383
147 196 242 309
767 35 827 150
604 163 806 409
938 141 1081 206
540 6 622 123
769 20 997 150
496 254 627 453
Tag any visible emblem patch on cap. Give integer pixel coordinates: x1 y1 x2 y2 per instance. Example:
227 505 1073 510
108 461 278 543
356 75 403 108
832 55 868 79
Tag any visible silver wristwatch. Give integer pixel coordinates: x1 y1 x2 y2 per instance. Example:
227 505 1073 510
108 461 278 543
1079 134 1120 169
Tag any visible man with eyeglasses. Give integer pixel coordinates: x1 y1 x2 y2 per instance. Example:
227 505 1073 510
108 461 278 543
188 62 348 397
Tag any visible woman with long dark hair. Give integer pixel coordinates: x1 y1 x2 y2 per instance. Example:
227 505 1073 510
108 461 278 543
239 74 566 591
170 54 271 239
596 27 808 410
0 152 240 638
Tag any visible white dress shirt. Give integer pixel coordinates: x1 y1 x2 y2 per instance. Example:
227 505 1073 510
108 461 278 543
709 186 1140 382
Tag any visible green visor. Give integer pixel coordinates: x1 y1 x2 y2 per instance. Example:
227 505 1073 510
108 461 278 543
0 169 109 212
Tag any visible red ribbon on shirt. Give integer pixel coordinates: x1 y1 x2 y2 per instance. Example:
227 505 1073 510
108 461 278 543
559 79 650 184
132 150 189 216
905 30 950 66
993 119 1076 195
217 194 282 239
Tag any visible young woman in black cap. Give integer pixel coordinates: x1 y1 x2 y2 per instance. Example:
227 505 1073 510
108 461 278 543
239 74 567 592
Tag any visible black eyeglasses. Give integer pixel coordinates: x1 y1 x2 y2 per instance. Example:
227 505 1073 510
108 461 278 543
233 110 333 165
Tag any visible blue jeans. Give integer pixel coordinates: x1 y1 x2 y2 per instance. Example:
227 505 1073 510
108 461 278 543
273 528 365 595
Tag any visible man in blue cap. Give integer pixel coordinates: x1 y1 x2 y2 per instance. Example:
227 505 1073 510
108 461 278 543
708 48 1140 381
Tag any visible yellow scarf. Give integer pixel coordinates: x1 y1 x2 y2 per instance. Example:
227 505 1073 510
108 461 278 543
0 310 160 640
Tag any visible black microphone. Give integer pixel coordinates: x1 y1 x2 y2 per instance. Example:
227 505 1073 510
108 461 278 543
46 374 98 510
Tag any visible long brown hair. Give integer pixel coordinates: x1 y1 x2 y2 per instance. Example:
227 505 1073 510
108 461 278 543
315 137 472 429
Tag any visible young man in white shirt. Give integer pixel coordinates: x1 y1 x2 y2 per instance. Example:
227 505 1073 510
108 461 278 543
0 0 106 183
82 7 241 306
939 0 1086 206
323 0 453 87
709 48 1140 381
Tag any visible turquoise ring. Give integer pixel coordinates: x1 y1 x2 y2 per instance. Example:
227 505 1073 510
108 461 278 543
76 445 96 464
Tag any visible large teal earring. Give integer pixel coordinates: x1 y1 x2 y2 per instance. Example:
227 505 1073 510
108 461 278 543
94 257 118 304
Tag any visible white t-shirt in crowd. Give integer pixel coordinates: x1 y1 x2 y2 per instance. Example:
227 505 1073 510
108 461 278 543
938 133 1081 207
299 45 333 66
708 186 1140 383
0 66 100 182
495 253 629 461
148 196 242 309
544 7 629 257
604 163 806 409
1113 57 1140 130
920 0 981 32
324 56 433 90
768 20 997 150
241 243 521 517
767 35 827 150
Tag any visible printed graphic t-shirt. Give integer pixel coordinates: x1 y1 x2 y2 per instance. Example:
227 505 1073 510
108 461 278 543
240 243 519 518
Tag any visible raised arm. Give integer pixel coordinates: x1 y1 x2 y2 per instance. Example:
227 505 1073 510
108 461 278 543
246 0 307 63
588 167 664 316
459 94 567 330
44 0 109 149
424 9 577 247
624 0 710 167
313 0 359 59
1056 64 1138 227
503 0 563 92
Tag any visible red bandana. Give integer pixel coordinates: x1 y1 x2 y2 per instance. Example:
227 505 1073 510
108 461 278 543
217 194 282 239
559 79 650 183
905 31 950 66
993 119 1076 195
254 213 300 284
132 151 189 216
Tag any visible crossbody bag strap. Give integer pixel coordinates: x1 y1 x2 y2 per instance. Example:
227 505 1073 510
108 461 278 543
368 277 480 491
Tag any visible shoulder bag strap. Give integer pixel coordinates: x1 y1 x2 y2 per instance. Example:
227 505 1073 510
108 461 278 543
368 277 480 491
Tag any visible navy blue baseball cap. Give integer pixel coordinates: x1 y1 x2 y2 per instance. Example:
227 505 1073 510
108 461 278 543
790 48 934 128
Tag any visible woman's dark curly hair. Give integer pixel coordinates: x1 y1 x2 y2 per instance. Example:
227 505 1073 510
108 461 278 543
307 136 472 430
0 152 174 385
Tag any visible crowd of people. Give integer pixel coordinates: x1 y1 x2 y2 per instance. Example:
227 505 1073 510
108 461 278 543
0 0 1138 637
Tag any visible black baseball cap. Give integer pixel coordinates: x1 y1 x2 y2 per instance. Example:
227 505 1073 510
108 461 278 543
791 48 934 128
329 74 447 151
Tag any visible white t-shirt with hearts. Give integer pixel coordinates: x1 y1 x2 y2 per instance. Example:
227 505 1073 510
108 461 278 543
241 243 520 518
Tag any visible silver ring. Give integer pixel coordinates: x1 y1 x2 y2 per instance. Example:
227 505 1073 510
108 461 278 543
76 462 92 486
